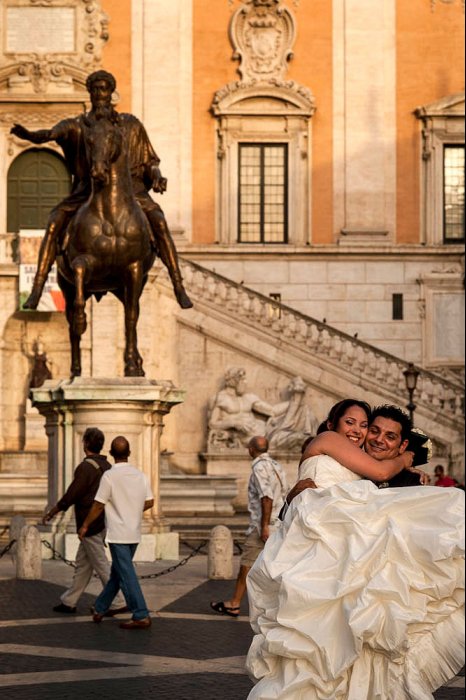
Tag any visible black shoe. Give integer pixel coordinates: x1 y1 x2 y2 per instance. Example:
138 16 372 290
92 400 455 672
53 603 76 614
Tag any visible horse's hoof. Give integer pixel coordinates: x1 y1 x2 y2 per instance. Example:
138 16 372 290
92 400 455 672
70 368 82 378
174 284 193 310
125 365 145 377
23 287 42 310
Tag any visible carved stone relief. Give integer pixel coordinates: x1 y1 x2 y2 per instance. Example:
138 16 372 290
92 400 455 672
230 0 295 82
213 0 314 114
0 0 109 95
206 367 318 452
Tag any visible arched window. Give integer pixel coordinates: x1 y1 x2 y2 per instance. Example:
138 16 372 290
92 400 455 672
7 148 71 232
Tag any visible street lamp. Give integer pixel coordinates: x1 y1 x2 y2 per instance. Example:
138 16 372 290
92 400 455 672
403 362 420 423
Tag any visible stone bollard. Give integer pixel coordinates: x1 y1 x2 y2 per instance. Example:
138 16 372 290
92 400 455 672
16 525 42 580
9 514 27 558
208 525 234 580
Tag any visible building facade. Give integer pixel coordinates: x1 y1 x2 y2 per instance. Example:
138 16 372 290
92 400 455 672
0 0 464 521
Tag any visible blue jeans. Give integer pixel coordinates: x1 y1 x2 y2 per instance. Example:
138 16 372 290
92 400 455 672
94 543 149 620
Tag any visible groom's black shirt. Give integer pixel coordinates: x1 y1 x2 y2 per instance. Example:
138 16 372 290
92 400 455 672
377 470 421 489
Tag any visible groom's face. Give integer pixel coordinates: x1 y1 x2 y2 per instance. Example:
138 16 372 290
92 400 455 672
364 416 409 461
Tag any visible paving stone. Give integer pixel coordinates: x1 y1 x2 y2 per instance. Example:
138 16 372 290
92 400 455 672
0 652 123 675
0 579 96 619
0 617 253 660
0 557 462 699
1 673 254 700
160 578 249 616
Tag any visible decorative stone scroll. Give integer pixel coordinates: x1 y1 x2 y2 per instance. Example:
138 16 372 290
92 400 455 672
0 0 109 95
230 0 295 82
213 0 314 116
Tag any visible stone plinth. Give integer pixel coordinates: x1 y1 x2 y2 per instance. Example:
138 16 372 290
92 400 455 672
31 377 185 561
201 451 301 510
160 475 237 516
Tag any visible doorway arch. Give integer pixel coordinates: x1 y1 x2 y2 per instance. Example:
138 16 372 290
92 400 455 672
7 148 71 232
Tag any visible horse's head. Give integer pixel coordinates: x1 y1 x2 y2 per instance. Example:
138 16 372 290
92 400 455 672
83 116 123 186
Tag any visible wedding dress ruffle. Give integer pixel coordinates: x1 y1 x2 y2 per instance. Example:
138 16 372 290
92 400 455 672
246 455 465 699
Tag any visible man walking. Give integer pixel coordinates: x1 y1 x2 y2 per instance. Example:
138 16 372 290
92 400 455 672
42 427 126 614
78 435 154 629
210 435 288 617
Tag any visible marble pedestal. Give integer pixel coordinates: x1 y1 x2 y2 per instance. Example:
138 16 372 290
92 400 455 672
32 377 184 561
200 451 301 510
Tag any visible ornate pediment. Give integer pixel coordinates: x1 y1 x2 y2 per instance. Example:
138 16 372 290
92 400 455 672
414 92 465 118
212 79 315 116
0 0 109 96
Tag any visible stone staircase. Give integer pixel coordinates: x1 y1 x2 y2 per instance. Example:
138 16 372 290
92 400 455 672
174 258 464 449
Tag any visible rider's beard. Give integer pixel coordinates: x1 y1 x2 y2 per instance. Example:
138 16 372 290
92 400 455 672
92 104 118 122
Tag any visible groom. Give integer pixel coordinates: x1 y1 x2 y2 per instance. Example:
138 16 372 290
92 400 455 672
284 404 421 508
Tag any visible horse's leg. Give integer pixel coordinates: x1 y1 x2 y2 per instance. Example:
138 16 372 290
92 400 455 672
58 274 82 377
70 256 89 336
123 262 145 377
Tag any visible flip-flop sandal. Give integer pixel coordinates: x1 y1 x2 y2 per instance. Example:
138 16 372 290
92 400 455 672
210 601 240 618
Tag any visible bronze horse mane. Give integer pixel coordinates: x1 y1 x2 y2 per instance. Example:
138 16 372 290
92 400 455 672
57 114 156 377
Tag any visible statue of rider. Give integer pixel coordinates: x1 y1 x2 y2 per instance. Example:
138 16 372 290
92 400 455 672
10 70 193 310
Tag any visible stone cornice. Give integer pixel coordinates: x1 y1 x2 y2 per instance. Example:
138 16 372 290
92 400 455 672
172 243 465 262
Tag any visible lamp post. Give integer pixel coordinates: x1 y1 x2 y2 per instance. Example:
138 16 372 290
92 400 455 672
403 362 420 424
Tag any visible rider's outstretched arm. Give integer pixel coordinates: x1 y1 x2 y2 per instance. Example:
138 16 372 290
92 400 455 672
10 124 54 144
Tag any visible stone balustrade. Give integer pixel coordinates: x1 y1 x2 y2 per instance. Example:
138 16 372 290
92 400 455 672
179 259 464 425
0 233 16 264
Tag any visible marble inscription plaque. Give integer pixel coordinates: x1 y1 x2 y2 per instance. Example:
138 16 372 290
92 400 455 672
6 7 76 54
433 293 465 360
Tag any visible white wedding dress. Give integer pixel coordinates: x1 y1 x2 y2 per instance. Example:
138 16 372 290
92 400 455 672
246 455 465 700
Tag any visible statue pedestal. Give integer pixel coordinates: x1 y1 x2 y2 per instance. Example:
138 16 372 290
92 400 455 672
201 450 301 511
32 377 184 561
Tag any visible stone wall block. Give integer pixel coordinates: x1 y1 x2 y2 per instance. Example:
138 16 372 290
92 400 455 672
208 525 234 580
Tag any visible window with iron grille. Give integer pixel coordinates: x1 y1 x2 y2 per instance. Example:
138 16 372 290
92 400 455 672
443 145 465 243
238 143 288 243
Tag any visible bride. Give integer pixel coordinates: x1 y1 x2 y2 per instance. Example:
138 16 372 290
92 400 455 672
246 401 464 699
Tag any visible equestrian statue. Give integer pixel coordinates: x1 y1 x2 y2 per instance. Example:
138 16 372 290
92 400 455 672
11 70 192 378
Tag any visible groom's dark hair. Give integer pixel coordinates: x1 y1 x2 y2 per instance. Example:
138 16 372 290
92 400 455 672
370 405 412 441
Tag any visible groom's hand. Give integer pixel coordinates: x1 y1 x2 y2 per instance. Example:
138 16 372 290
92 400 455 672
286 478 317 505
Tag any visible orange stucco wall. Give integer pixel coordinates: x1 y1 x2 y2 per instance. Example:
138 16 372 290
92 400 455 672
288 1 333 244
192 0 333 245
101 0 132 113
192 1 233 244
396 0 465 243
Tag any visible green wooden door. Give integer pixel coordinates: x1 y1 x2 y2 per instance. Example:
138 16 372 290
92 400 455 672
7 148 71 232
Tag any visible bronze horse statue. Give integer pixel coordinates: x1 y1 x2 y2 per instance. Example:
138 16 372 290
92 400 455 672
57 115 155 377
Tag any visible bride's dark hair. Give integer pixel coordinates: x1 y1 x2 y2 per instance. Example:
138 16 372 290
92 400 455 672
317 399 371 435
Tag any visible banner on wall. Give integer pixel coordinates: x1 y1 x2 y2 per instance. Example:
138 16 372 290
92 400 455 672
18 230 65 312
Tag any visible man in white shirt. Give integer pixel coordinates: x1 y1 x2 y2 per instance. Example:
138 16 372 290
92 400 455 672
78 435 154 629
210 435 288 618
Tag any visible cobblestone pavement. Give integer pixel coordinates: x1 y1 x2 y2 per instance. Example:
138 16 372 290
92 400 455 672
0 547 463 699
